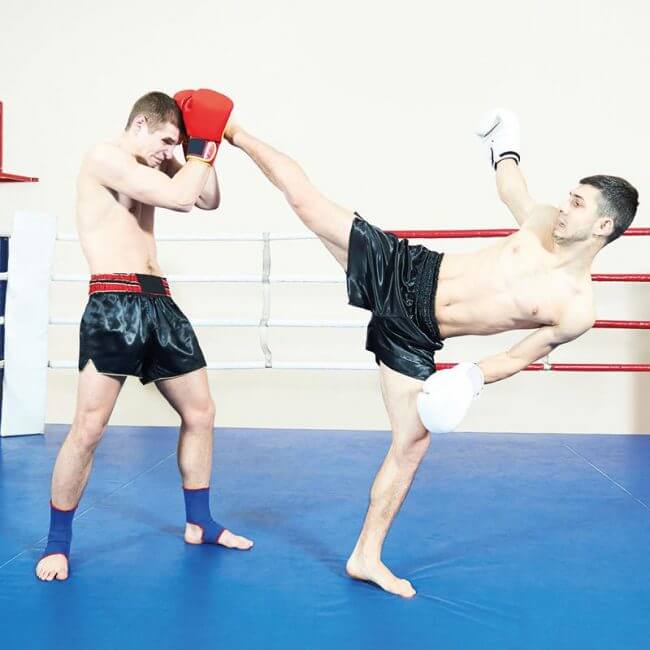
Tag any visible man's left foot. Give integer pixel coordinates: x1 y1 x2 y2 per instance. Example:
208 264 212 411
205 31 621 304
346 549 416 598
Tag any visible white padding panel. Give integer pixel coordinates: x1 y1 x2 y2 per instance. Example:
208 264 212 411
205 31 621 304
1 212 56 436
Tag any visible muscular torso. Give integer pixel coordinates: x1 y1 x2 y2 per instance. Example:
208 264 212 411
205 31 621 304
434 214 594 339
76 154 161 275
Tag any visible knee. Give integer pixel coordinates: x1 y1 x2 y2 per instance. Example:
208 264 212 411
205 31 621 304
181 400 216 433
286 184 320 224
71 410 109 450
394 430 431 466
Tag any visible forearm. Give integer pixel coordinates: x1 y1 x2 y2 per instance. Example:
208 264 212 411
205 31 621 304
229 127 311 201
477 350 530 384
168 159 213 210
495 160 530 207
196 168 221 210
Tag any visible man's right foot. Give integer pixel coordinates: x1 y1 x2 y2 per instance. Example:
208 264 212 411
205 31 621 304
35 554 69 581
346 551 416 598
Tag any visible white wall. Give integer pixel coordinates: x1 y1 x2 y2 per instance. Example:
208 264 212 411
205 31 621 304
1 0 649 433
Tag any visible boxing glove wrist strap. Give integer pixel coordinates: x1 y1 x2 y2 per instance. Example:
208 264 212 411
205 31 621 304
186 138 218 165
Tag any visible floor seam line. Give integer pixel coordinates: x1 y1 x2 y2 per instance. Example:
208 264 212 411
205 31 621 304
0 450 176 572
563 443 649 511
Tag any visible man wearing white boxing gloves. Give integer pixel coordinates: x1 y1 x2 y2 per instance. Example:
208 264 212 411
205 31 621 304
224 109 638 598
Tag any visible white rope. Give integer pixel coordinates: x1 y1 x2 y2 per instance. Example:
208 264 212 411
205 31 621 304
48 359 377 371
56 232 318 242
49 316 369 328
0 272 8 281
51 273 345 284
260 232 273 367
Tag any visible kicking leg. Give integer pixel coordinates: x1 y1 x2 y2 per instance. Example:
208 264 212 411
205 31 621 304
225 123 354 270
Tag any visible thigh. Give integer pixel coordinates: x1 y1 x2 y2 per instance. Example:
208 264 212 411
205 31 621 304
155 368 212 418
74 360 125 418
299 189 355 269
378 363 427 443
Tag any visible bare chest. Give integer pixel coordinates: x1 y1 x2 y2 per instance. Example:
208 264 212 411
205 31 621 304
496 238 574 325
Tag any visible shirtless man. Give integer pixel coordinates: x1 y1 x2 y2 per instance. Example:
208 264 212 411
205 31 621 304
223 108 638 597
36 90 253 582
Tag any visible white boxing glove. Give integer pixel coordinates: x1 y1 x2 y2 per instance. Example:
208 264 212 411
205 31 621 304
416 362 484 434
476 108 520 169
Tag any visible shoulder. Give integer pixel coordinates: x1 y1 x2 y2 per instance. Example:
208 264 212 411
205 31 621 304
80 143 137 188
521 203 558 243
82 143 131 172
83 142 121 161
522 203 559 230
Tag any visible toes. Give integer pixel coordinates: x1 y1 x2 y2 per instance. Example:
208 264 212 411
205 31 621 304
227 535 254 550
218 530 254 550
36 558 69 582
237 536 254 550
399 580 416 598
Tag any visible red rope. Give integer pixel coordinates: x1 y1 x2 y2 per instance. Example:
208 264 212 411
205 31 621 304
436 363 650 372
592 274 650 282
594 320 650 329
389 227 650 239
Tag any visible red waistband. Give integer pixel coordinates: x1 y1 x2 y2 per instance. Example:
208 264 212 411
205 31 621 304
89 274 171 296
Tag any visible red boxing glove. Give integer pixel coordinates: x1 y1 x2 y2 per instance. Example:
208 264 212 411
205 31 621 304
173 88 233 165
174 89 194 112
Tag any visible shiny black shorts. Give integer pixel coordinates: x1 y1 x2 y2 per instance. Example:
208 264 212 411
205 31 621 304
346 215 444 380
79 273 206 384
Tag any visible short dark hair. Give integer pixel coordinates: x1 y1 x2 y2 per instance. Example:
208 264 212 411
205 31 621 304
579 175 639 244
125 91 184 136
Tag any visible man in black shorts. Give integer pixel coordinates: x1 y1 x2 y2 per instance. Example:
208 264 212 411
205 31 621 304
224 109 637 597
36 90 253 582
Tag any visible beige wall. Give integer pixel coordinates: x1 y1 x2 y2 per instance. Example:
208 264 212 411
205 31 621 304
1 0 649 433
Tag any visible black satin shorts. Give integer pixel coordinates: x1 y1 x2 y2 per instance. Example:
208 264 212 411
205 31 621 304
79 273 206 384
346 215 444 380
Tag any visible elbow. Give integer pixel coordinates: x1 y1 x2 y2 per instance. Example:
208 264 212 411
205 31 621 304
194 196 220 211
206 196 221 210
173 201 194 213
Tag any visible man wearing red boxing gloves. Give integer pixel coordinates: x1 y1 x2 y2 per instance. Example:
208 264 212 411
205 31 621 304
223 110 638 597
36 90 253 583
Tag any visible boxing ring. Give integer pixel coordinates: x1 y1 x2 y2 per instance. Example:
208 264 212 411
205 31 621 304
0 220 650 648
2 207 650 643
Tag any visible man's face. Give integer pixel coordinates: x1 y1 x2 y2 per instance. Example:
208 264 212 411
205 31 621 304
555 184 608 243
134 119 180 168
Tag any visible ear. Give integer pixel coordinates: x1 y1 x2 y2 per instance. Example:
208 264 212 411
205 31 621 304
597 216 614 238
131 114 147 133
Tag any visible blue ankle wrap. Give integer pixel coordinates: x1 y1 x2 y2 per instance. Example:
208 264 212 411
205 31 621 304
43 501 77 559
183 487 225 544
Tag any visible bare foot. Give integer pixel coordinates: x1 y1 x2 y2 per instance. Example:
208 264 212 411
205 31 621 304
184 523 254 550
346 551 415 598
35 554 69 582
